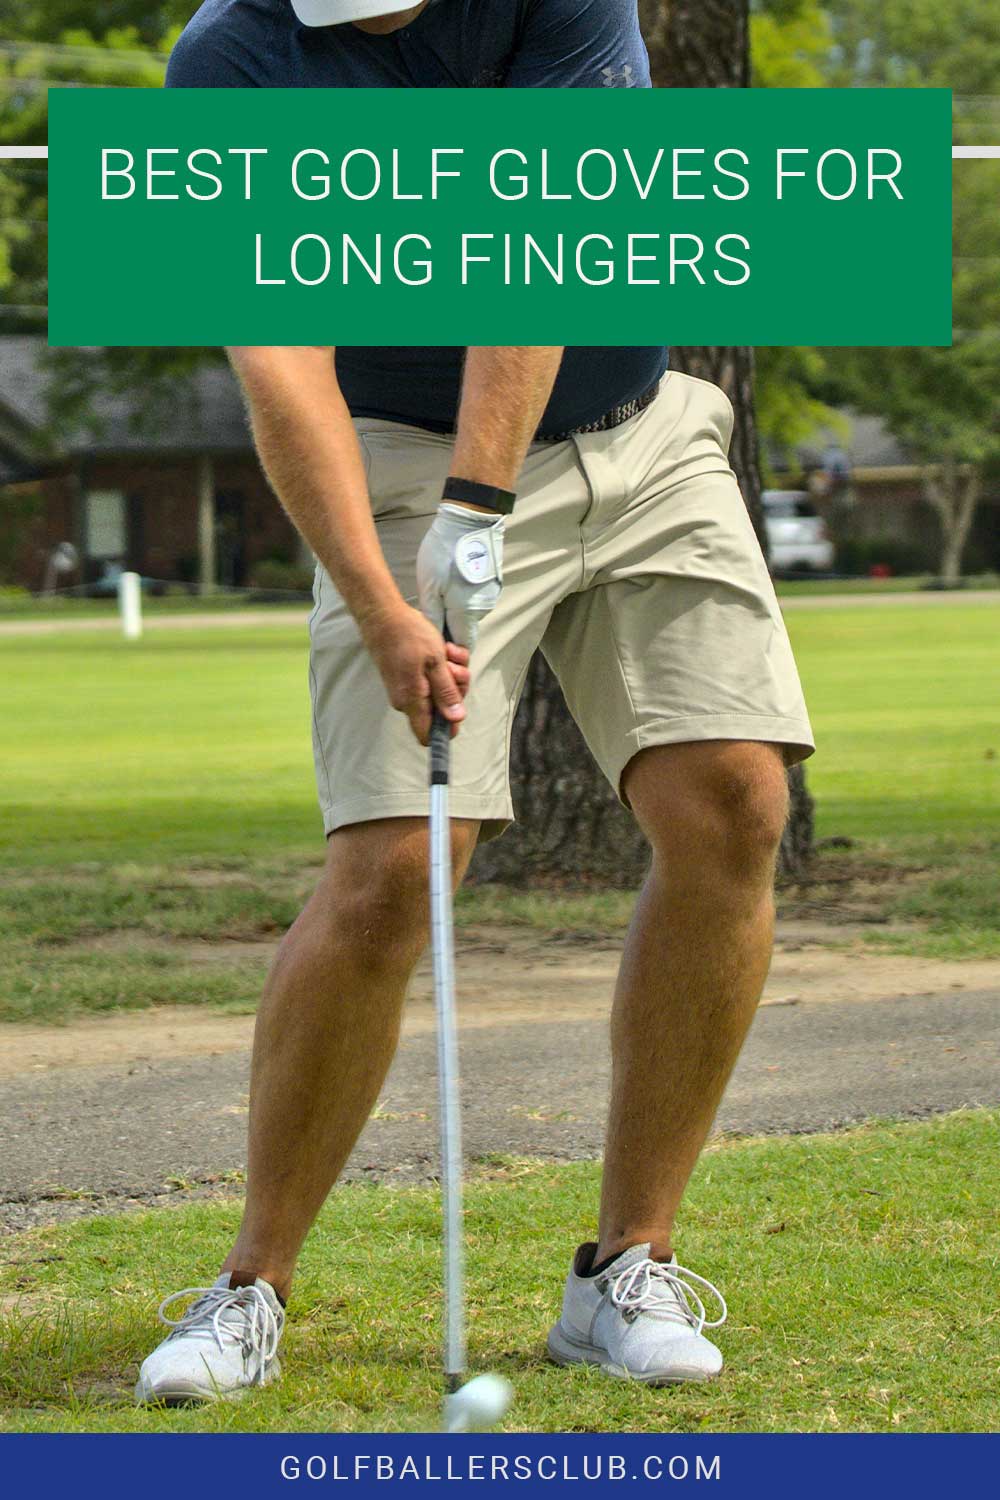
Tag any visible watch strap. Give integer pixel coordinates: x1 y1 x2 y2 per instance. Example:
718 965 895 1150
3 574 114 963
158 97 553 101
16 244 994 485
442 476 516 515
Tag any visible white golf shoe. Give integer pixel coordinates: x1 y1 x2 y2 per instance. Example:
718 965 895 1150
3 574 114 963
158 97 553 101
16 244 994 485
135 1274 284 1404
547 1243 727 1384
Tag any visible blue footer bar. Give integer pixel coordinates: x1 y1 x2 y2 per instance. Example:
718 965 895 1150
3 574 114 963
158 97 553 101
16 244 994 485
0 1434 995 1497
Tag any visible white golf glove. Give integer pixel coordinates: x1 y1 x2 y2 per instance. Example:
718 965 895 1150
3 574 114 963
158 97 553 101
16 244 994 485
417 503 505 652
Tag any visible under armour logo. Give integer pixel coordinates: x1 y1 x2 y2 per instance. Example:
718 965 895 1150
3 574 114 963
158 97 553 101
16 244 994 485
601 64 636 88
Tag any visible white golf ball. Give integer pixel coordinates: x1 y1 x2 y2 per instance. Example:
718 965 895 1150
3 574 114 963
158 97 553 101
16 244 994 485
445 1373 514 1433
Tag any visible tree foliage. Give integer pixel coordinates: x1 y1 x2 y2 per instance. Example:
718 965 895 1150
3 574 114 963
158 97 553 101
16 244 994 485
0 4 191 49
0 25 171 330
816 0 1000 578
748 3 838 466
751 0 831 88
821 0 1000 95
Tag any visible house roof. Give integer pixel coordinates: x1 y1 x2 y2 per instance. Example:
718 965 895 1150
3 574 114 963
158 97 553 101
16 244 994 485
0 337 252 460
785 412 912 473
0 334 917 475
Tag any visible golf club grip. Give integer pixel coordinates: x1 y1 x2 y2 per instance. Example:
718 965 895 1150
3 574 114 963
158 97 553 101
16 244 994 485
430 709 451 786
429 623 454 786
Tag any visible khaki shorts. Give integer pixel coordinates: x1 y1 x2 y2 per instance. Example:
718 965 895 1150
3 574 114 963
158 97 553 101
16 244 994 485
309 372 815 841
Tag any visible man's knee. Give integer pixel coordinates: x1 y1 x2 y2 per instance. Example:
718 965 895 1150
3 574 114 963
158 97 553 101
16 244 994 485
319 817 479 964
624 741 789 876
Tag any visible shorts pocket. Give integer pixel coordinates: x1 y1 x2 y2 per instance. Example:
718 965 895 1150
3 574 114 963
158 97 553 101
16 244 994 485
357 427 452 521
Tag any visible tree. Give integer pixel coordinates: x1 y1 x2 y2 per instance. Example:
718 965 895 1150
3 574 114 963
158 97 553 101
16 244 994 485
926 464 982 587
0 4 190 48
0 27 170 333
815 0 1000 583
0 22 214 428
827 336 1000 584
820 0 1000 94
476 0 815 885
749 1 837 474
750 0 830 88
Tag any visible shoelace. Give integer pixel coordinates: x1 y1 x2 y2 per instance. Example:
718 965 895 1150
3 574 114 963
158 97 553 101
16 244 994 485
610 1260 728 1335
157 1284 282 1362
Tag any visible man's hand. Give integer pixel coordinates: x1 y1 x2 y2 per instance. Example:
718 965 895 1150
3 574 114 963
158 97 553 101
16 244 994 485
416 503 506 653
360 600 471 746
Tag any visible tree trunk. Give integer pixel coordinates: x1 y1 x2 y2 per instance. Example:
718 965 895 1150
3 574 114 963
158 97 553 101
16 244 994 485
638 0 750 88
471 0 814 886
925 459 981 585
939 524 964 587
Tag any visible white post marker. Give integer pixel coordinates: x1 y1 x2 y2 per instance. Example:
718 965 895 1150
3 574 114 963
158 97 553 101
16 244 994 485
119 571 143 641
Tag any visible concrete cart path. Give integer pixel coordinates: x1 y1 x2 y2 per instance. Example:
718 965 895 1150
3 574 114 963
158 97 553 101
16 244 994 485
2 978 997 1234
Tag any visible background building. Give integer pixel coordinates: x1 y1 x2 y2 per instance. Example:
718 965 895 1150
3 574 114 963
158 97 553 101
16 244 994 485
0 337 305 595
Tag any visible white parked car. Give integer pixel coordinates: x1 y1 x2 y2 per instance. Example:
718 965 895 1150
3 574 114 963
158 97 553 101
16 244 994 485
762 490 835 574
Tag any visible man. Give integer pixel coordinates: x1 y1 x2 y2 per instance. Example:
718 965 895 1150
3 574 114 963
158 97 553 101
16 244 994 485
137 0 814 1404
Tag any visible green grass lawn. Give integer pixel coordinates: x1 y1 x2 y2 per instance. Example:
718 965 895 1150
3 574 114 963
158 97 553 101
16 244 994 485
0 628 319 868
787 602 999 843
774 574 999 597
0 592 312 621
0 1110 995 1433
2 600 997 864
0 599 997 1022
1 571 994 622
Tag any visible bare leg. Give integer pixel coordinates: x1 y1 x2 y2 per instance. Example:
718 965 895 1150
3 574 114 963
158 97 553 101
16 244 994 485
223 816 479 1301
596 741 788 1264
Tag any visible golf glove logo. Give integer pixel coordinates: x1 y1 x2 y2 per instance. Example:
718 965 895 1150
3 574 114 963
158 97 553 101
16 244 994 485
417 503 505 652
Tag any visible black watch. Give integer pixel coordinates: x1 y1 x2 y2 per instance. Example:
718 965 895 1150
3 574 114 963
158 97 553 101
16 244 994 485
442 477 516 515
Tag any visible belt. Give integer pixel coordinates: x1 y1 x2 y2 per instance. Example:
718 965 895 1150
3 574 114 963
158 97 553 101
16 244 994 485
538 379 661 443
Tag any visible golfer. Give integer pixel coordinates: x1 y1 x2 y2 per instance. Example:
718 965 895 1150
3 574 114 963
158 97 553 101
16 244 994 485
137 0 814 1403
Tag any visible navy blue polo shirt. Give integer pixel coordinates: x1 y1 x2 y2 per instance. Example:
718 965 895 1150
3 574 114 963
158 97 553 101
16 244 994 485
167 0 668 434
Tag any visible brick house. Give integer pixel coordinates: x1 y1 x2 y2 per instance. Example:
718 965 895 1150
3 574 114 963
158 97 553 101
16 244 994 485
779 412 1000 576
4 338 999 588
0 338 303 593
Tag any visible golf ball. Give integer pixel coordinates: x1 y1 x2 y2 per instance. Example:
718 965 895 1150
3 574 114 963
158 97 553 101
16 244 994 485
445 1373 514 1433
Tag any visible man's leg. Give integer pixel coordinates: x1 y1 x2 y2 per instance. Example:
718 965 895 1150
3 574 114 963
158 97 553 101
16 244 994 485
596 740 788 1264
222 815 480 1302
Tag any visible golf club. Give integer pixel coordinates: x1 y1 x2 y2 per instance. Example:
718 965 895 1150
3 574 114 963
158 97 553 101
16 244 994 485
428 693 513 1436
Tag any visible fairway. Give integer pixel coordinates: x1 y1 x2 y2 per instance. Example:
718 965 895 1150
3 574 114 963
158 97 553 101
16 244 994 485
0 626 318 867
1 599 997 869
786 601 999 841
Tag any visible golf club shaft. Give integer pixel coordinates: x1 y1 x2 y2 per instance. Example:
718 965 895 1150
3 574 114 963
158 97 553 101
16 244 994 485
429 705 467 1390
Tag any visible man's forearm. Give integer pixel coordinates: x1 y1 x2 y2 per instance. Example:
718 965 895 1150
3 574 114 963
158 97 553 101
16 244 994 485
450 347 564 498
227 346 402 631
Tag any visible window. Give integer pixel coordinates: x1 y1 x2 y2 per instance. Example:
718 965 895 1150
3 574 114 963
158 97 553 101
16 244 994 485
85 490 126 559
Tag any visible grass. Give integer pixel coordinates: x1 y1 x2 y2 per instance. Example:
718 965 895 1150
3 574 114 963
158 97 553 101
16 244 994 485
774 574 999 597
0 1110 996 1433
1 572 994 621
0 865 304 1022
2 841 993 1024
0 592 312 621
0 605 995 1433
0 599 997 1021
1 597 995 864
0 628 319 868
788 837 1000 960
2 602 997 864
787 602 999 844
